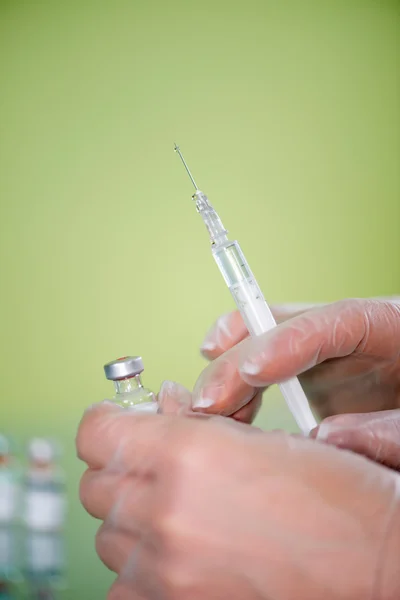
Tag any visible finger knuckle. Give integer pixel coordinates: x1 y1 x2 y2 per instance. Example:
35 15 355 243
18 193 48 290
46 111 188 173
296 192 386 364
107 582 130 600
79 470 94 514
75 417 90 461
107 587 121 600
76 406 115 463
95 525 111 568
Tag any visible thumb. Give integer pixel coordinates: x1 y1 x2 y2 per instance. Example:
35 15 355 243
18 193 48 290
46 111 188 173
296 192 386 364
312 410 400 471
157 381 192 416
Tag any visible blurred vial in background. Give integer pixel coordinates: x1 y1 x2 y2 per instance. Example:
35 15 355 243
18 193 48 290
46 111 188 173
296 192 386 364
0 435 18 525
23 439 66 589
24 439 65 533
104 356 158 412
0 434 20 585
25 532 65 590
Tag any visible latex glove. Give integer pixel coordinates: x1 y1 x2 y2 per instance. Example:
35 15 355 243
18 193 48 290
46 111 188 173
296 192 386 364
77 396 400 600
312 409 400 471
193 298 400 420
157 379 263 424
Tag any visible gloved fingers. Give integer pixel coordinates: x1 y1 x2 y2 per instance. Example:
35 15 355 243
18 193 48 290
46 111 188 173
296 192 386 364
158 378 261 424
108 582 145 600
76 402 124 468
96 523 140 573
313 410 400 470
200 304 320 361
80 468 125 520
200 298 399 368
237 300 367 387
239 299 400 388
100 530 162 598
77 402 126 469
230 391 263 423
193 302 350 413
77 403 177 474
108 568 164 600
108 580 148 600
79 468 150 523
271 303 323 320
82 470 157 536
192 343 259 414
200 311 248 359
157 381 193 416
106 478 156 535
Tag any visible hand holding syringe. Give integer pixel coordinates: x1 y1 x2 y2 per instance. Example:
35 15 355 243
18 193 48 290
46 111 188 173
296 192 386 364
174 144 317 434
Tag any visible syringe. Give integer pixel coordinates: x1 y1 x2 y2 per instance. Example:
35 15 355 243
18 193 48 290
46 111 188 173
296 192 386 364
174 144 317 435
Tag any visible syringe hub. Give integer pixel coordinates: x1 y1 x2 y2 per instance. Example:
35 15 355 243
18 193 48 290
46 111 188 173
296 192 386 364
193 190 228 245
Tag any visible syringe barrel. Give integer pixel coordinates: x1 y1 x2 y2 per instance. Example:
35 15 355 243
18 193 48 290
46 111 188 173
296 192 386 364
212 240 276 335
212 240 317 434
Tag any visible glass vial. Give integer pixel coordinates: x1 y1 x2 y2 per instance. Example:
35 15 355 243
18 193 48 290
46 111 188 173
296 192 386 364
23 440 66 589
0 435 20 584
104 356 158 413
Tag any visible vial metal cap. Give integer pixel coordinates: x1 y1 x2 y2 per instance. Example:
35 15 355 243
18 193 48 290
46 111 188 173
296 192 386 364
104 356 144 381
28 438 55 462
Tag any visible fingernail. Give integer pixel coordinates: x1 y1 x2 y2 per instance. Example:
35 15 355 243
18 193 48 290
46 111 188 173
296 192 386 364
192 384 224 410
158 380 177 404
316 422 330 440
192 396 215 409
200 329 217 354
316 421 344 443
200 313 233 353
216 313 234 339
240 361 261 376
158 380 190 407
200 341 217 353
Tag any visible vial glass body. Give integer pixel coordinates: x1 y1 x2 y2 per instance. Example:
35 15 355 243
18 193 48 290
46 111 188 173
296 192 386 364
0 438 21 584
110 375 158 412
24 441 66 534
24 471 66 533
0 440 20 525
24 531 65 589
0 527 18 583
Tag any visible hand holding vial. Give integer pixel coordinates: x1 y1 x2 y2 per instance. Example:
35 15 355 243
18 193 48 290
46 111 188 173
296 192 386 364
77 395 400 600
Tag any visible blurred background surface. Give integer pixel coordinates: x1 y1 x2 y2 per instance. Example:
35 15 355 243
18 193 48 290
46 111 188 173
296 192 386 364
0 0 399 597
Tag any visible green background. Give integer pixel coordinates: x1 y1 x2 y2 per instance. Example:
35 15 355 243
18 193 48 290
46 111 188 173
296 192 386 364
0 0 399 597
